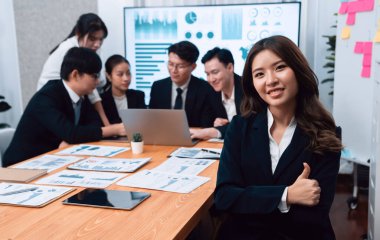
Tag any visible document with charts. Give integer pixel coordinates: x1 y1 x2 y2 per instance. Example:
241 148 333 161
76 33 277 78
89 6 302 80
0 182 74 207
207 138 224 143
36 170 127 188
12 155 83 173
68 157 151 172
117 170 210 193
56 144 129 157
169 147 221 159
152 157 215 175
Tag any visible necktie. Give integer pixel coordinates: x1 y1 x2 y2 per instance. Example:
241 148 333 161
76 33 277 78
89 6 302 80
74 98 82 125
174 87 183 109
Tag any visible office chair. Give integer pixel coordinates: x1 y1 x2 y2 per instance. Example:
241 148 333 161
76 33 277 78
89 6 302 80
0 128 15 167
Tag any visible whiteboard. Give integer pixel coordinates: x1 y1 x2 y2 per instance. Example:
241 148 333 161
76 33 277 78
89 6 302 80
333 7 376 164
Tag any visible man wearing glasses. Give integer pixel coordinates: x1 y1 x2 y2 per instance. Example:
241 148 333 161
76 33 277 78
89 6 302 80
3 47 126 167
149 41 217 127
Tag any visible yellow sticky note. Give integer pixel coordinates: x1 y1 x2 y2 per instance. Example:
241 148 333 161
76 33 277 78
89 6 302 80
341 26 351 39
374 31 380 43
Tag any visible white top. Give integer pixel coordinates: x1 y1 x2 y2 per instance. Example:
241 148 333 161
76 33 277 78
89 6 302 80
113 94 129 118
171 77 190 109
221 86 237 122
62 80 80 106
37 36 101 104
267 109 297 213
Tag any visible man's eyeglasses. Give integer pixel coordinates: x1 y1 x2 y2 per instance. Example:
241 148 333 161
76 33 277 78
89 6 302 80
167 62 191 71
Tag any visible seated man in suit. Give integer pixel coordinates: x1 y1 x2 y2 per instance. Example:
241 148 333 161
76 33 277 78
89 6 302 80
190 47 243 140
149 41 216 127
3 47 126 167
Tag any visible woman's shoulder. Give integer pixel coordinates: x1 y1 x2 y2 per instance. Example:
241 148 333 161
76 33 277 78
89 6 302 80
127 89 145 96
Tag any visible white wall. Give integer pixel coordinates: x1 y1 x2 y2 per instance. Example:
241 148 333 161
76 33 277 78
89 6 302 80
0 0 23 128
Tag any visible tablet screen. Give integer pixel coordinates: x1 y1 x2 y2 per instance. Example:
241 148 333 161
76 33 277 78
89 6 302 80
62 189 150 210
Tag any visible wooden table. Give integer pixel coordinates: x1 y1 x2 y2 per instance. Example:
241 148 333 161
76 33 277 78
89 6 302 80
0 141 222 240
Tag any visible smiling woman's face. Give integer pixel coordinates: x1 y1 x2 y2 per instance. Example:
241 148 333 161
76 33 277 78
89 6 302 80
251 49 298 112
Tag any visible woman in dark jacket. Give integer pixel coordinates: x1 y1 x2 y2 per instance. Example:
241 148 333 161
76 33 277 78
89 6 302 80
101 55 146 124
214 36 342 240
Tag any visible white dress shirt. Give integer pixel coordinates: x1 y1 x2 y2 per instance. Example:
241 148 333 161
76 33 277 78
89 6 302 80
113 94 129 118
267 109 297 213
37 36 102 104
171 77 190 109
221 86 237 122
62 80 82 124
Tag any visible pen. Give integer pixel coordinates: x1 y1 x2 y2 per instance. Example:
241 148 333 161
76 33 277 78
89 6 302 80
0 187 38 196
200 149 221 155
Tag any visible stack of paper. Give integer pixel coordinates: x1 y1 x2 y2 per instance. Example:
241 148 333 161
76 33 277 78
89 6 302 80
12 155 82 173
169 147 221 159
0 182 74 207
68 157 151 172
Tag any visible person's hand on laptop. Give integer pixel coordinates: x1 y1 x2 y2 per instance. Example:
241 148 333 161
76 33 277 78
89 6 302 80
213 118 229 127
102 123 127 137
190 128 220 140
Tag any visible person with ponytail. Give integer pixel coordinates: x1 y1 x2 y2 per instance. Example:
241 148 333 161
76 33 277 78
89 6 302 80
214 35 342 239
101 54 146 124
37 13 111 126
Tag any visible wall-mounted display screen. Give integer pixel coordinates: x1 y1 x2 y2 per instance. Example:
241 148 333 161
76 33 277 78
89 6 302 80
124 3 301 99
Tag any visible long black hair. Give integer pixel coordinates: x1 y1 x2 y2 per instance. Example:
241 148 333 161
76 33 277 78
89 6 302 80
50 13 108 54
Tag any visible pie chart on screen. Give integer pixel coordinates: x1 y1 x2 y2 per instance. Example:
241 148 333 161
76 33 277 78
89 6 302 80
185 11 197 24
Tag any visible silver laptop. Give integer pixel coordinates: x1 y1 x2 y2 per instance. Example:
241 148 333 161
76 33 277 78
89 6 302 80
119 109 199 146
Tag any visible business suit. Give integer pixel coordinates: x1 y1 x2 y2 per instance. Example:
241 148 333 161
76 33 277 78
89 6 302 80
212 74 243 138
149 75 216 127
101 88 146 124
3 80 102 167
214 111 340 240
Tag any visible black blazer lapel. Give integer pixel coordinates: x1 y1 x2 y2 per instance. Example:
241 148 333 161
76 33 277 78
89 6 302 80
249 112 273 181
163 79 173 109
58 81 76 124
273 126 309 180
234 74 243 115
185 75 196 111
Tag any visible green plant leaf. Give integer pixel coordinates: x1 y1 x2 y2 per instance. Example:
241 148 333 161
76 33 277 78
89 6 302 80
0 101 11 112
0 123 11 129
322 78 334 84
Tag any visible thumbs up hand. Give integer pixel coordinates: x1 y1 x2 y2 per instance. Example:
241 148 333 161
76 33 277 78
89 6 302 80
287 163 321 206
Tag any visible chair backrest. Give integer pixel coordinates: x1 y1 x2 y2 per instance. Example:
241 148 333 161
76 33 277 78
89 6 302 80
0 128 15 167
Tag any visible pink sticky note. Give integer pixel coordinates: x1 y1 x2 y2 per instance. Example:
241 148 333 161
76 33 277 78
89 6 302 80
347 12 356 25
363 54 372 66
348 0 374 12
339 2 349 14
354 42 364 53
363 42 373 54
365 0 375 10
361 66 371 78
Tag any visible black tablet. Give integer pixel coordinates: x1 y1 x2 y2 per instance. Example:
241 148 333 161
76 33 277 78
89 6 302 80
62 189 150 210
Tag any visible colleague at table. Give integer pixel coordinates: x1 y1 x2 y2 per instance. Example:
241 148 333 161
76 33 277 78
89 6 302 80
3 47 126 167
214 36 342 239
37 13 111 126
190 47 243 140
101 55 146 124
149 40 216 127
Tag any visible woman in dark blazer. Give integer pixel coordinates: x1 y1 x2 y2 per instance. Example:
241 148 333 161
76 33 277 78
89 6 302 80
214 36 342 240
101 55 146 124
